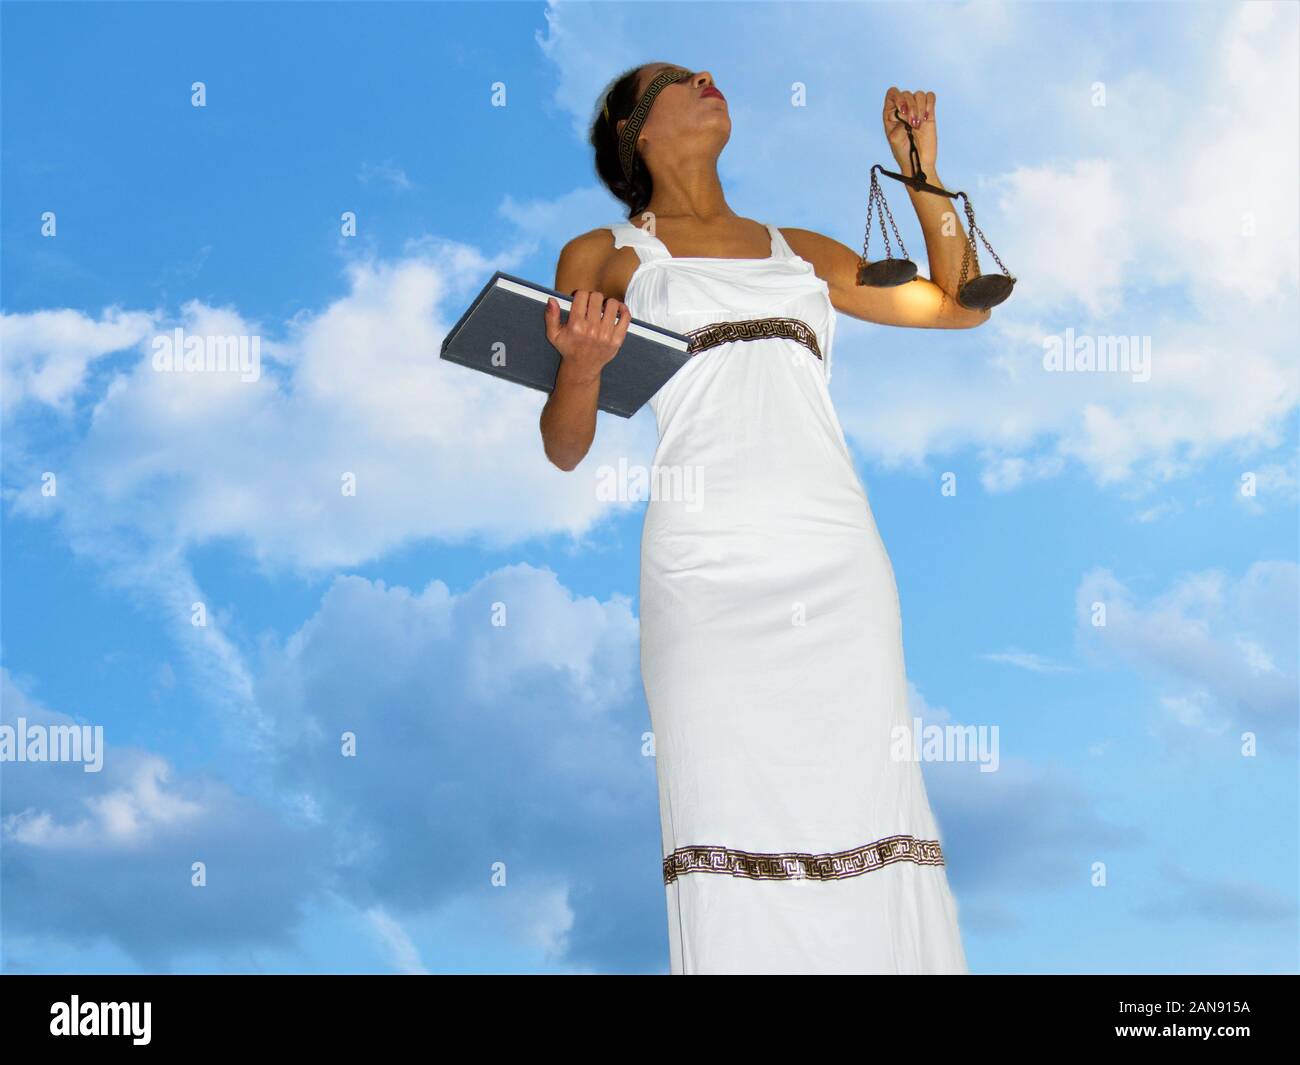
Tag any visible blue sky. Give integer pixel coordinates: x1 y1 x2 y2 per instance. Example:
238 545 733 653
1 0 1296 974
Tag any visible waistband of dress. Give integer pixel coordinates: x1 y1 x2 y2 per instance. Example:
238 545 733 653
683 317 822 361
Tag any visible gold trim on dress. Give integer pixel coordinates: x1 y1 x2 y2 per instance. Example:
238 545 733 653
683 316 823 361
663 834 945 884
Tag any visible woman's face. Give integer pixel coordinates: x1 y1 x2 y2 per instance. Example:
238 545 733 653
623 62 731 160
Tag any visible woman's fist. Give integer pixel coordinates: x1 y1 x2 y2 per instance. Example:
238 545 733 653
882 87 937 177
544 290 631 383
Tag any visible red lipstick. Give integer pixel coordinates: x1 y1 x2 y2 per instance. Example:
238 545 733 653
701 86 725 102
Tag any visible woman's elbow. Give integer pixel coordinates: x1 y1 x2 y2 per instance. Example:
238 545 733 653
941 304 992 330
542 435 588 472
547 451 581 472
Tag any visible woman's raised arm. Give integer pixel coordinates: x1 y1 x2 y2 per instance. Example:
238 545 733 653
779 88 993 331
781 225 991 330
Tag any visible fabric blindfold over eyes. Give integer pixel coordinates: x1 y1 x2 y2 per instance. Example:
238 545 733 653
617 68 694 183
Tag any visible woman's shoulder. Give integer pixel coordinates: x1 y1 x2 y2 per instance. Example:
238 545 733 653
559 225 620 261
555 225 637 302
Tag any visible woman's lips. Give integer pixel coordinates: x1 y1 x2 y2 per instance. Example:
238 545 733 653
701 87 725 102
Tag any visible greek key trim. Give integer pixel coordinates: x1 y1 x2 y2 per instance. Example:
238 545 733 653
684 316 823 361
618 68 693 182
663 834 945 885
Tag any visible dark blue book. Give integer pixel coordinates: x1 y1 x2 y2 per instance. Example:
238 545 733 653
440 271 691 417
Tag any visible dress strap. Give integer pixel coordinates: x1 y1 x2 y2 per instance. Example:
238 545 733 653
608 221 672 264
765 222 797 260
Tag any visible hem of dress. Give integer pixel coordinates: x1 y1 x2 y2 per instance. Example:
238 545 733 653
663 833 945 884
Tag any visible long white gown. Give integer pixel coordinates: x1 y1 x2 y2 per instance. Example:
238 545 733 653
612 219 969 975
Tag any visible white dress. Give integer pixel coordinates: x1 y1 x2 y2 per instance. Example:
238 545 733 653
612 219 969 975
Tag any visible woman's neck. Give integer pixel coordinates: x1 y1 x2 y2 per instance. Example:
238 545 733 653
644 155 734 222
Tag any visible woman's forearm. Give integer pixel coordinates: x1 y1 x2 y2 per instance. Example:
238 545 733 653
903 168 978 300
540 362 602 471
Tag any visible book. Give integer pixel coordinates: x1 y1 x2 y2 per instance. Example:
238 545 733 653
439 271 692 418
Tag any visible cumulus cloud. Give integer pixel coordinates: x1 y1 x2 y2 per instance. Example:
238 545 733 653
0 558 672 972
904 684 1137 929
256 561 667 972
0 306 155 415
1075 561 1298 745
0 670 332 968
3 244 658 577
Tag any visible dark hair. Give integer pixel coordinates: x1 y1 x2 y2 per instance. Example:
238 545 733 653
590 64 655 220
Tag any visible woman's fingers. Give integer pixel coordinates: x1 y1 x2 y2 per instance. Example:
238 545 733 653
585 291 609 324
544 297 561 343
595 297 616 337
599 299 627 341
564 290 623 340
906 90 934 125
883 88 935 129
883 85 902 126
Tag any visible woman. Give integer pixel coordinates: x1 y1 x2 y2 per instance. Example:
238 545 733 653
539 62 987 975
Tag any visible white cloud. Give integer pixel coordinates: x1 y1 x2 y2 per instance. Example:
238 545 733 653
5 756 202 850
1075 561 1298 742
536 1 644 142
259 562 662 969
1133 499 1183 524
991 159 1134 318
1157 692 1230 737
0 306 155 415
980 649 1075 674
364 908 430 974
978 451 1067 493
5 246 658 576
0 556 661 969
358 161 413 191
0 670 332 964
906 680 953 726
901 684 1136 904
1235 460 1299 515
496 884 576 959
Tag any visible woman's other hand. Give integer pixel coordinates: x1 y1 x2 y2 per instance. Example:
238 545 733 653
882 87 937 178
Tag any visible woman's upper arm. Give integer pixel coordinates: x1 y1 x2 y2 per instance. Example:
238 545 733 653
555 228 621 299
779 226 990 330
